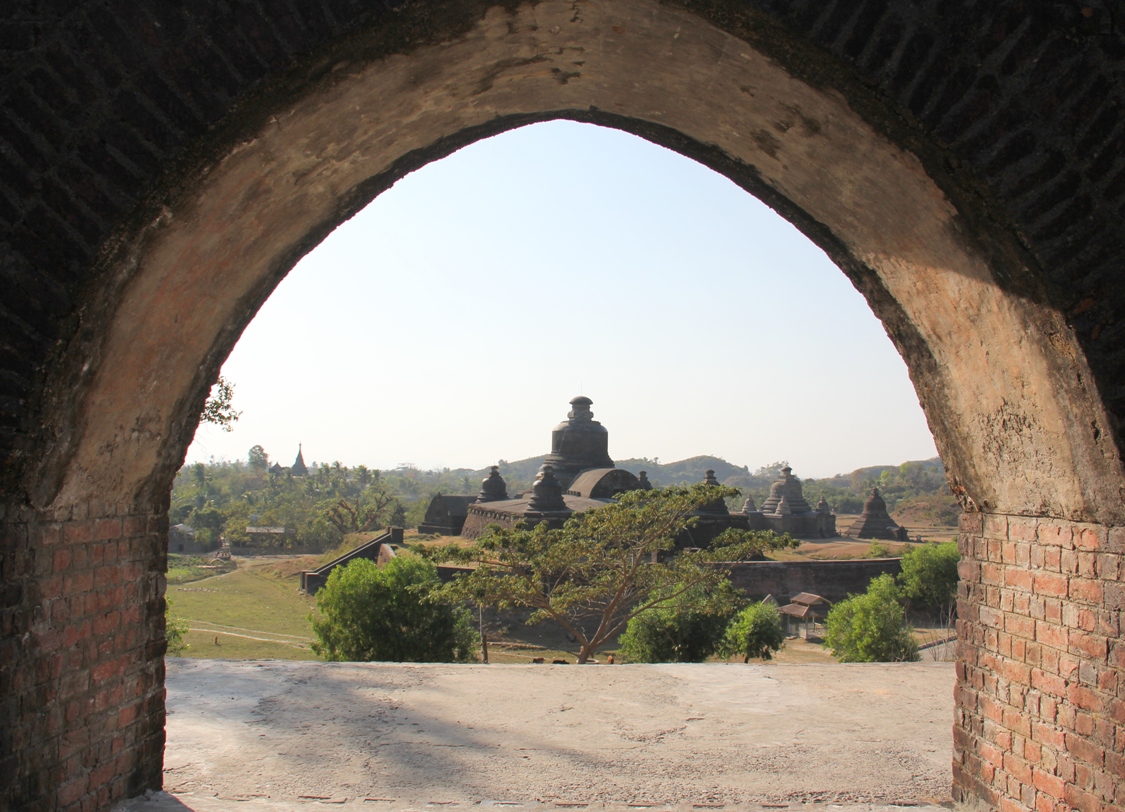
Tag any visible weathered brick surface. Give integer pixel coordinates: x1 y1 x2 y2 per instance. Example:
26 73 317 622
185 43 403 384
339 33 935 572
1 3 1124 812
0 1 1124 486
0 498 167 811
956 514 1123 812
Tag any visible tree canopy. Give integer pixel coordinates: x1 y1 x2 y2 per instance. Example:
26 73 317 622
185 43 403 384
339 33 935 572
617 579 743 663
199 375 241 432
311 556 477 663
898 541 960 614
719 602 787 662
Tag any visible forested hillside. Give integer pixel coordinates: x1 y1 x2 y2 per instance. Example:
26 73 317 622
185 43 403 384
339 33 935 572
723 457 956 522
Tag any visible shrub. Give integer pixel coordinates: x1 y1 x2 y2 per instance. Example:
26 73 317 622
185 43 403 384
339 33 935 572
823 574 918 662
899 541 959 613
311 556 477 662
719 602 786 662
618 580 742 663
863 540 893 558
165 599 190 656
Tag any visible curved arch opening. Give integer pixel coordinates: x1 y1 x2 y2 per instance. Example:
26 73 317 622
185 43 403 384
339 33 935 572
186 120 938 478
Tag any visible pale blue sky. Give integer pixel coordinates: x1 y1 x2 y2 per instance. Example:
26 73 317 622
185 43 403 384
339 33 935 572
185 120 938 478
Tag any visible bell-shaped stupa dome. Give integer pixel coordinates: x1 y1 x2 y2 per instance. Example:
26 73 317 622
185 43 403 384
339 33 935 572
543 396 614 489
476 466 508 503
527 464 567 512
864 487 888 513
845 487 905 540
697 469 730 514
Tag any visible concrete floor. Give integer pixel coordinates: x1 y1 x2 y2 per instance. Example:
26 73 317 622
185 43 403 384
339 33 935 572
116 659 956 812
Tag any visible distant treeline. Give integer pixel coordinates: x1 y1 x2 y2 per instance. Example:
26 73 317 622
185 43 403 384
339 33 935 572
171 449 958 553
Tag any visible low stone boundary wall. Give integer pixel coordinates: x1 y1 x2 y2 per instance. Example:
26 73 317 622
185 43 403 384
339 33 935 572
720 558 903 604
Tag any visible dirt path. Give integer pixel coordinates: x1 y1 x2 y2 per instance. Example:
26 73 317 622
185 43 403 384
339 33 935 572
128 660 956 812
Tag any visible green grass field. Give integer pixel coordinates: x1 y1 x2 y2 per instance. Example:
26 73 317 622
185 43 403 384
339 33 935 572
165 557 845 665
169 564 318 660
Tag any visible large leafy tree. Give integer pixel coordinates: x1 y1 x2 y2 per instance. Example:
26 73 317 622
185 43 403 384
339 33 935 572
618 579 743 663
719 602 786 662
430 484 776 664
311 556 477 662
898 541 959 618
247 445 269 472
325 482 399 534
823 574 919 662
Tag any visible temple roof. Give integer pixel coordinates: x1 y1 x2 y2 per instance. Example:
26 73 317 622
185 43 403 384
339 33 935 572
476 465 509 503
291 444 308 476
567 467 641 499
760 466 813 515
844 488 903 539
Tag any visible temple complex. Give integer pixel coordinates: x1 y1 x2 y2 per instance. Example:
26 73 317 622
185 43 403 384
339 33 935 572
457 397 837 542
459 463 648 538
460 397 650 538
741 466 836 538
844 488 909 541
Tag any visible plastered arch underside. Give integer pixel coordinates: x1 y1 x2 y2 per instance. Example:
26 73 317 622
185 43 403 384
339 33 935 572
49 0 1121 523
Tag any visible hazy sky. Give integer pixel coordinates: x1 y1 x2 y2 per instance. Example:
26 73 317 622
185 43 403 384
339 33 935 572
185 121 938 478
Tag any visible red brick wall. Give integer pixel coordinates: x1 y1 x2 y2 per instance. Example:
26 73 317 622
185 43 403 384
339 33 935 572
955 513 1124 812
0 499 167 811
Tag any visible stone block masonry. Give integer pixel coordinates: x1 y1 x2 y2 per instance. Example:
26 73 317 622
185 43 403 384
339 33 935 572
954 513 1124 812
0 499 168 811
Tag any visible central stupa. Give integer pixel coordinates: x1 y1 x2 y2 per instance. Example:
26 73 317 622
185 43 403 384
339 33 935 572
543 396 615 490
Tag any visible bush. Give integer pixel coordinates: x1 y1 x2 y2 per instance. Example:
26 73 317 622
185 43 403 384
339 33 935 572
899 541 959 613
719 602 786 662
823 574 918 662
618 580 742 663
863 540 893 558
311 556 477 662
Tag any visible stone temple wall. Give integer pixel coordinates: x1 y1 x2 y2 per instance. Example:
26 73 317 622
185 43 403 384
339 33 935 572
0 499 167 811
954 513 1123 812
721 558 903 605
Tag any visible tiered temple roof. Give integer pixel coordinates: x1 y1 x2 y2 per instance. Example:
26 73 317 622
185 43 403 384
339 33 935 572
291 444 308 476
760 466 813 515
844 488 908 541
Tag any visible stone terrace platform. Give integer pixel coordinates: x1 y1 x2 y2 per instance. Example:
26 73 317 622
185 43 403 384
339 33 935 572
117 661 955 812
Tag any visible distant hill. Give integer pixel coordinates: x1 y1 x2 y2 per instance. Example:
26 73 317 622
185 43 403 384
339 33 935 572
473 454 748 492
615 456 748 487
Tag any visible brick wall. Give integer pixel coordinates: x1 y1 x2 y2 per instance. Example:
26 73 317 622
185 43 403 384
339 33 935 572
954 513 1123 812
0 499 168 811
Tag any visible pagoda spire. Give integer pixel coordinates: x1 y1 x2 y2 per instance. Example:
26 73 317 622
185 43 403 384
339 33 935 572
291 444 308 476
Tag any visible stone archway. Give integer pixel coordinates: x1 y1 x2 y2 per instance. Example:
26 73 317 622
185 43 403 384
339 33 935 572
1 3 1122 811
